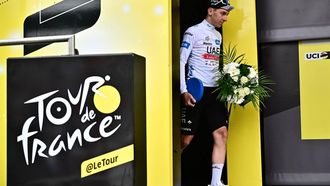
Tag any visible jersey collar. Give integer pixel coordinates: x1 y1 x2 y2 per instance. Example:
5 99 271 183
202 19 215 30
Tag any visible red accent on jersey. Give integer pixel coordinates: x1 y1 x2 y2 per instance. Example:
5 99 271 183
202 53 220 60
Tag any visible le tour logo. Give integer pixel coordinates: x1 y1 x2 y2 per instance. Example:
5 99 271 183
305 51 330 61
17 75 122 165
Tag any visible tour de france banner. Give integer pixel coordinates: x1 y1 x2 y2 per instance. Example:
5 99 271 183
7 54 146 186
299 40 330 140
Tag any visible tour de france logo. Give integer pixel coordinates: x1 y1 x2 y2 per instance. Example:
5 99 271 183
16 75 122 166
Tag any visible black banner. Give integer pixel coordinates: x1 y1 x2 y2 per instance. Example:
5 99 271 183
7 54 146 186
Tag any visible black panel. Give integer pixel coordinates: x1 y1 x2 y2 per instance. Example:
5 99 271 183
259 43 330 185
172 0 181 185
7 54 146 186
257 0 330 43
180 0 208 40
263 106 330 185
258 0 330 184
260 42 300 117
24 0 101 55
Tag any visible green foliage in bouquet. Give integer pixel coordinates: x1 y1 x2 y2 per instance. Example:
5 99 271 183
215 44 273 111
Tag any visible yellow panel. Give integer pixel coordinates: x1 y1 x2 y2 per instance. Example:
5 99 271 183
0 2 26 186
223 0 263 185
0 1 173 186
87 2 173 185
38 0 64 9
299 40 330 139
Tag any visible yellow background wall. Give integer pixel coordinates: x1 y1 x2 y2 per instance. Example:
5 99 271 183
0 1 172 186
223 0 263 185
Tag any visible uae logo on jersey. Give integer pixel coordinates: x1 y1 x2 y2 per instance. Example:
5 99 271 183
203 46 220 60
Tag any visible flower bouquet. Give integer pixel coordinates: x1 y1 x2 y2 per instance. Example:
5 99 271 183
215 44 273 114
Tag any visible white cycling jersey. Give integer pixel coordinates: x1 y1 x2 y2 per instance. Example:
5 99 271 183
180 19 222 94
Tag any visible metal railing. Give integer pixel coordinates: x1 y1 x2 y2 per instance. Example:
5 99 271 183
0 35 75 55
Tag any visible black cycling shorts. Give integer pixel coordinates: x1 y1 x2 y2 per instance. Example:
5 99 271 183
181 87 228 135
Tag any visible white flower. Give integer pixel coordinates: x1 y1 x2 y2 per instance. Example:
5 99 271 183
229 68 240 77
240 76 249 84
243 87 251 95
232 76 239 82
224 62 240 78
224 62 239 72
248 67 257 79
237 88 246 97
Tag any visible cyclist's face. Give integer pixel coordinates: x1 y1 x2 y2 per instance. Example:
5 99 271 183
209 8 229 28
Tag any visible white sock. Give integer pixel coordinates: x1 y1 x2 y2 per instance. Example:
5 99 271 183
211 163 224 185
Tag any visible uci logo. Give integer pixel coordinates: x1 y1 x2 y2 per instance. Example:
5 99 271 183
305 51 330 60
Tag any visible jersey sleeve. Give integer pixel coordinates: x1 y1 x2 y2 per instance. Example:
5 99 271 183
180 27 195 94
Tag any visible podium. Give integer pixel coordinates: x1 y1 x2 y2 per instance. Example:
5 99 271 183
7 54 146 186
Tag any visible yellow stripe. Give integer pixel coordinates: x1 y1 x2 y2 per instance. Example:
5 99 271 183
81 144 134 178
223 0 263 185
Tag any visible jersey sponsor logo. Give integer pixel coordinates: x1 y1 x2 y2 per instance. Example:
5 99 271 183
215 39 221 45
203 42 213 45
204 46 220 60
181 41 191 49
181 127 192 131
205 61 218 66
202 53 220 60
184 32 193 36
207 46 220 55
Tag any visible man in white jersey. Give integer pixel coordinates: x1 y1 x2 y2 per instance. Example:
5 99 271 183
180 0 233 186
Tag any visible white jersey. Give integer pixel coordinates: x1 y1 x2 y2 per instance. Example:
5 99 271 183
180 19 222 94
